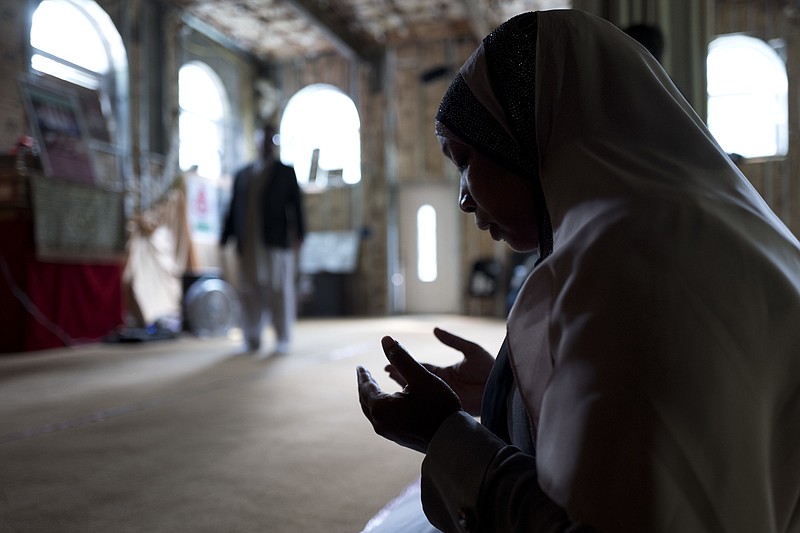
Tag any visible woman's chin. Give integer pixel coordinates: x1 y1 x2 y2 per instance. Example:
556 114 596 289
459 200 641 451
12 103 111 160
490 226 538 253
505 237 539 253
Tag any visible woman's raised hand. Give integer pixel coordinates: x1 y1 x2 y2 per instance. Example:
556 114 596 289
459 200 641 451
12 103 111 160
357 336 462 453
384 327 494 416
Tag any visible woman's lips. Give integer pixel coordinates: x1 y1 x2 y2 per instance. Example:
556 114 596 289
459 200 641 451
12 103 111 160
477 220 501 241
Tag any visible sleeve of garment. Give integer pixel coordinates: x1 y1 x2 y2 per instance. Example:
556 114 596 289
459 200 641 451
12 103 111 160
292 172 306 241
219 171 239 246
420 412 593 533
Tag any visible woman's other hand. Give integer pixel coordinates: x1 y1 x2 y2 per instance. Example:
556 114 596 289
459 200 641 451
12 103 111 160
357 336 462 453
384 327 493 416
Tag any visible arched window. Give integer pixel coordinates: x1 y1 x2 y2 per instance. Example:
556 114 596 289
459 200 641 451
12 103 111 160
178 62 228 179
179 62 229 246
707 34 788 159
30 0 127 145
279 84 361 188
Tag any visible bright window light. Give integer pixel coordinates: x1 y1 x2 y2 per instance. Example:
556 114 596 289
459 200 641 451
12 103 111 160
707 34 788 158
417 205 437 283
29 0 128 164
280 84 361 186
179 63 225 120
31 0 110 74
179 62 227 178
31 54 100 89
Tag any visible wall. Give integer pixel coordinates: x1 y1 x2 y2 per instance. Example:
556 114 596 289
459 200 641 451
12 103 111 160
390 39 508 317
273 36 508 317
575 0 714 120
715 0 800 235
179 26 254 270
274 55 382 315
576 0 800 238
0 2 33 152
181 28 253 178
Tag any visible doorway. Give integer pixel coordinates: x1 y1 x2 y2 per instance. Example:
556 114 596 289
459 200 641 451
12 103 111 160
398 184 460 313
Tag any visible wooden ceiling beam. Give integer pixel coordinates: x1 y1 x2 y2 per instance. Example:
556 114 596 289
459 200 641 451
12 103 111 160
281 0 384 63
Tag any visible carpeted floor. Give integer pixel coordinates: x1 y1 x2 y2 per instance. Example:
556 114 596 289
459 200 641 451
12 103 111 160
0 315 505 533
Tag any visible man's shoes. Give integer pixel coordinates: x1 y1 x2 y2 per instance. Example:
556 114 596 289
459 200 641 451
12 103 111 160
274 340 290 355
246 338 261 352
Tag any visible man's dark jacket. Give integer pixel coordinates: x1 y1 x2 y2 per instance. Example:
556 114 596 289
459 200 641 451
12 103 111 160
220 160 305 253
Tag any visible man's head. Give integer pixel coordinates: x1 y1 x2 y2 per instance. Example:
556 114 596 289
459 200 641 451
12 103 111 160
256 123 277 160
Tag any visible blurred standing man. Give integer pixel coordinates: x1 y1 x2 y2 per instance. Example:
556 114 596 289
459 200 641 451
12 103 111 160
220 123 305 354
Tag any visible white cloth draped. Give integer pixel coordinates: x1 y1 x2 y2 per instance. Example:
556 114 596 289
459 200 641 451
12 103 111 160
502 10 800 531
422 9 800 532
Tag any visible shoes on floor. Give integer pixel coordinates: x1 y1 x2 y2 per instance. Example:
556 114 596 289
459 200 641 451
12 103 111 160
274 340 290 355
246 338 261 352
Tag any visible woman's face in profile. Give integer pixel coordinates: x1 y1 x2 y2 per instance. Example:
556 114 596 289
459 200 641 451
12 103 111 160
437 128 540 253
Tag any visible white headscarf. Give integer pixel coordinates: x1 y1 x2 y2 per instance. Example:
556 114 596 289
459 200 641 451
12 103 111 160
440 10 800 532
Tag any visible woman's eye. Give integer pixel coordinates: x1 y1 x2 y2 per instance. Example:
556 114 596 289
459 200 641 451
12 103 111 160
453 157 468 172
446 142 471 172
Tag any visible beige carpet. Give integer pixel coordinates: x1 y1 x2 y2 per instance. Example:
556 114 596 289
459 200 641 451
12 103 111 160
0 315 505 533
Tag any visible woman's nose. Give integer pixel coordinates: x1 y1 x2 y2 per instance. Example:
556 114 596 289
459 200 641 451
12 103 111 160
459 192 476 213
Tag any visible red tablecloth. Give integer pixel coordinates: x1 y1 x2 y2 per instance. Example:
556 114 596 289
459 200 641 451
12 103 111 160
0 212 123 353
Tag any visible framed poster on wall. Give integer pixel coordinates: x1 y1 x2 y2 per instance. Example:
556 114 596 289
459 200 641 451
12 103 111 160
18 74 96 185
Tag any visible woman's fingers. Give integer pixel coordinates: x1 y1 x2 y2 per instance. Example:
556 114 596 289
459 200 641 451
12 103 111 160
357 365 385 413
384 364 409 387
432 327 459 347
381 336 433 385
433 327 480 354
385 363 441 388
